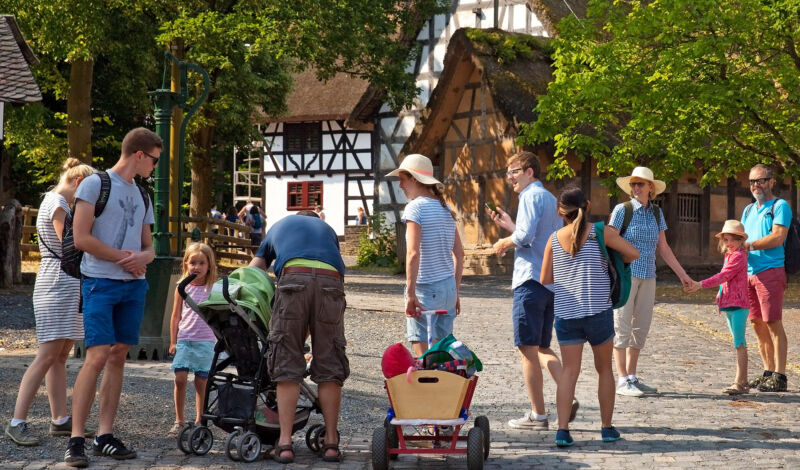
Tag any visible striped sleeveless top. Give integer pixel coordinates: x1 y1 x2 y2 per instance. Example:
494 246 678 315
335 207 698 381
551 225 612 320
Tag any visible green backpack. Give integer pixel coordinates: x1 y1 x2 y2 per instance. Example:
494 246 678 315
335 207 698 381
593 221 631 309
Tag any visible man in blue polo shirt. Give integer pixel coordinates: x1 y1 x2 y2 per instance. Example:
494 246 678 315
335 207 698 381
741 163 790 392
249 211 348 463
487 151 577 430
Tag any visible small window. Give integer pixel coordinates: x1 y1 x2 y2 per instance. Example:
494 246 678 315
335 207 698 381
677 193 700 223
284 123 321 153
287 181 324 210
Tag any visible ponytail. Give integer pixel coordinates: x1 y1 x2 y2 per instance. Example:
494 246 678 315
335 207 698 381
557 186 589 257
430 184 457 221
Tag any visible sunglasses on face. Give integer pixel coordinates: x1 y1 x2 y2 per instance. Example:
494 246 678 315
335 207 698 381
749 177 770 186
141 150 159 166
629 181 648 188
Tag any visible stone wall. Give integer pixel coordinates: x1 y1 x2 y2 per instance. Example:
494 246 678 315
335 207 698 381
342 225 369 257
463 244 514 276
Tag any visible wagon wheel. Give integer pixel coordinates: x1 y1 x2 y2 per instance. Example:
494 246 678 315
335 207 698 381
466 427 484 470
189 425 214 456
371 427 389 470
386 422 399 460
176 424 194 454
237 431 262 463
305 423 322 452
225 429 242 461
474 415 490 460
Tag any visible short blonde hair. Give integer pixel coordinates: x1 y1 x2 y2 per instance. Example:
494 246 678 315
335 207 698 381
182 242 217 289
59 157 94 186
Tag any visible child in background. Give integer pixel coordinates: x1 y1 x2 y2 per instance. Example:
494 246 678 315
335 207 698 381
168 243 218 437
686 220 750 395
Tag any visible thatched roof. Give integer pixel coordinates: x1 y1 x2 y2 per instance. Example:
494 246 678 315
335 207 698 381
0 15 41 104
346 0 586 126
264 68 369 124
400 28 552 157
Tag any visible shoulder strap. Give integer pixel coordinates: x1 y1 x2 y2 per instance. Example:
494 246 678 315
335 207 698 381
620 201 633 236
594 221 610 259
39 233 60 259
94 171 112 218
135 182 150 213
653 204 663 228
744 202 754 219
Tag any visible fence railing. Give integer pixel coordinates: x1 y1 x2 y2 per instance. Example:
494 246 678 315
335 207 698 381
17 206 256 265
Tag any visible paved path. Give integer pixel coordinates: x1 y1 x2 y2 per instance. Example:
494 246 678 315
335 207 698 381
2 272 799 468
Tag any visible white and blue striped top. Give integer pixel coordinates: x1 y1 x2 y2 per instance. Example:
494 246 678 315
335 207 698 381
402 196 456 284
551 225 612 320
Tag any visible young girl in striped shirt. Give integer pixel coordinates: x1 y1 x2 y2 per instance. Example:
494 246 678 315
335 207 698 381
541 187 638 447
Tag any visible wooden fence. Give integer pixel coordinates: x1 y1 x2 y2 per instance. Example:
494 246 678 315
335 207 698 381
17 206 256 265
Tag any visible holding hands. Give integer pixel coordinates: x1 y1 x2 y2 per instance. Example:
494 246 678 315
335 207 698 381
684 278 702 294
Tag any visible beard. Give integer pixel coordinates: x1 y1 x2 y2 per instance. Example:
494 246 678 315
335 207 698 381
753 191 768 203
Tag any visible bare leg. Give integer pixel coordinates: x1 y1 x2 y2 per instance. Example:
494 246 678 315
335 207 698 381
173 371 188 424
96 344 130 436
411 341 427 357
750 319 775 371
275 381 300 459
556 344 582 430
592 341 615 428
613 347 628 378
518 345 545 415
13 340 70 421
734 346 748 385
538 347 564 383
71 345 111 438
193 376 208 424
765 320 787 375
317 382 342 458
44 340 74 421
626 347 641 377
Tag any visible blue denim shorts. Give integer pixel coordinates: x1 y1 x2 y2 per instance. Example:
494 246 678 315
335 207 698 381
82 277 148 347
406 277 457 343
512 280 554 348
555 308 615 346
171 340 214 377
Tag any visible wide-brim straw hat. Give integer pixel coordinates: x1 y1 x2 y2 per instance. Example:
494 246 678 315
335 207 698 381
386 154 444 189
715 220 748 240
616 166 667 196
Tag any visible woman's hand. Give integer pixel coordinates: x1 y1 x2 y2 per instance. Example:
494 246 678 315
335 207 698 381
455 296 461 316
405 295 422 318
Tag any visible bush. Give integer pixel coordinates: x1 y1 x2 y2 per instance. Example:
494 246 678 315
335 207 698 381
356 212 398 268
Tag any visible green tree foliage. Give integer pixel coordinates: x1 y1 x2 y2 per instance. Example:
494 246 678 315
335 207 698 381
520 0 800 187
357 212 398 268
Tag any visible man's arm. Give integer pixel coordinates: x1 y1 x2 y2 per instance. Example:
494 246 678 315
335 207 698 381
72 200 128 263
748 224 789 251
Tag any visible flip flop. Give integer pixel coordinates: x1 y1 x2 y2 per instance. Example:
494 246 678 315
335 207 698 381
269 443 295 464
320 442 342 462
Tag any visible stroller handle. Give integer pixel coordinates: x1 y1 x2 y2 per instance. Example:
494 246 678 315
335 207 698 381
222 276 236 305
177 273 198 300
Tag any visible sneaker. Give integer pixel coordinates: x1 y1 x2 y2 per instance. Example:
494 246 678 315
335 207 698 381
555 429 574 447
757 374 787 392
616 380 644 397
601 426 621 442
748 374 769 389
631 378 658 393
568 399 579 422
508 411 548 430
5 421 39 446
92 435 137 460
50 418 96 437
65 438 88 468
167 421 186 438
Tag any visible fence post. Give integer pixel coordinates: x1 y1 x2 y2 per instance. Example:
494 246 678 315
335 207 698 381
395 221 406 273
0 199 23 287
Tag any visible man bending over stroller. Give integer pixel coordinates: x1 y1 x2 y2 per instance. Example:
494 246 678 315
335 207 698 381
249 210 349 463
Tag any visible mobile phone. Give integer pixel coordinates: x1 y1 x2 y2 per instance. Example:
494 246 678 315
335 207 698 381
485 202 497 212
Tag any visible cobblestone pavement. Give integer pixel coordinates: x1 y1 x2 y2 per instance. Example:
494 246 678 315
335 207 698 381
2 272 800 469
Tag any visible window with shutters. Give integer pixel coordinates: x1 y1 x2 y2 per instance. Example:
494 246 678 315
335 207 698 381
287 181 323 210
284 123 321 153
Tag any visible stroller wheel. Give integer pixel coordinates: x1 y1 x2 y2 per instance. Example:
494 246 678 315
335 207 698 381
189 426 214 456
305 424 323 452
176 424 194 454
237 431 262 463
316 426 341 451
225 430 243 461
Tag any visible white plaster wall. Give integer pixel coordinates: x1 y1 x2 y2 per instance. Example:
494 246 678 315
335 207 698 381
263 174 351 236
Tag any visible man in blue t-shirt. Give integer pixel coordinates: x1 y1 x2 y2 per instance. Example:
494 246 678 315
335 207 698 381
249 211 348 463
741 164 790 392
486 151 577 431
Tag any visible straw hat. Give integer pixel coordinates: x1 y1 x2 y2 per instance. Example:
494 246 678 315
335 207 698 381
616 167 666 196
715 220 748 240
386 154 443 189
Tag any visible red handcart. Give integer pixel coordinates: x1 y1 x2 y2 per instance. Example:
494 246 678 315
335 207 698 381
371 369 490 470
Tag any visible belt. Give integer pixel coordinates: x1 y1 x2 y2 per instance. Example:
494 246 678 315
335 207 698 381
282 266 341 279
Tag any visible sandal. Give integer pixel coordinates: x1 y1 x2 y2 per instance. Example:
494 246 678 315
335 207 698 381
722 382 749 395
269 443 295 464
320 442 343 462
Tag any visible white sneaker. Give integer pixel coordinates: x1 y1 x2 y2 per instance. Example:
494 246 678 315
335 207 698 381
616 380 644 397
631 378 658 393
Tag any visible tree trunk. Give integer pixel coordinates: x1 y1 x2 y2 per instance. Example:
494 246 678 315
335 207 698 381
67 59 94 164
190 116 215 223
0 199 22 287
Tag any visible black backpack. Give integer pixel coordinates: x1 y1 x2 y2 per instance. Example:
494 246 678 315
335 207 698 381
744 199 800 276
41 171 149 278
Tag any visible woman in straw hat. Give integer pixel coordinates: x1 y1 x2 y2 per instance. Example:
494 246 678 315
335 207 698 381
609 166 691 397
685 220 750 395
387 153 465 357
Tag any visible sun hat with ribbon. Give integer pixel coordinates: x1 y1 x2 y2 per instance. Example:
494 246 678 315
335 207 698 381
715 219 748 240
386 154 443 189
616 166 667 196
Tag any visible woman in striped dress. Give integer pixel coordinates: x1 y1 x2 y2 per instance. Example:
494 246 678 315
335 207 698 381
4 158 94 446
541 187 638 447
388 153 465 357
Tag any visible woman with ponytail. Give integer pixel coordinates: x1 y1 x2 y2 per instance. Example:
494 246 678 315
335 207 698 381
5 158 94 446
540 186 638 448
388 154 464 356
